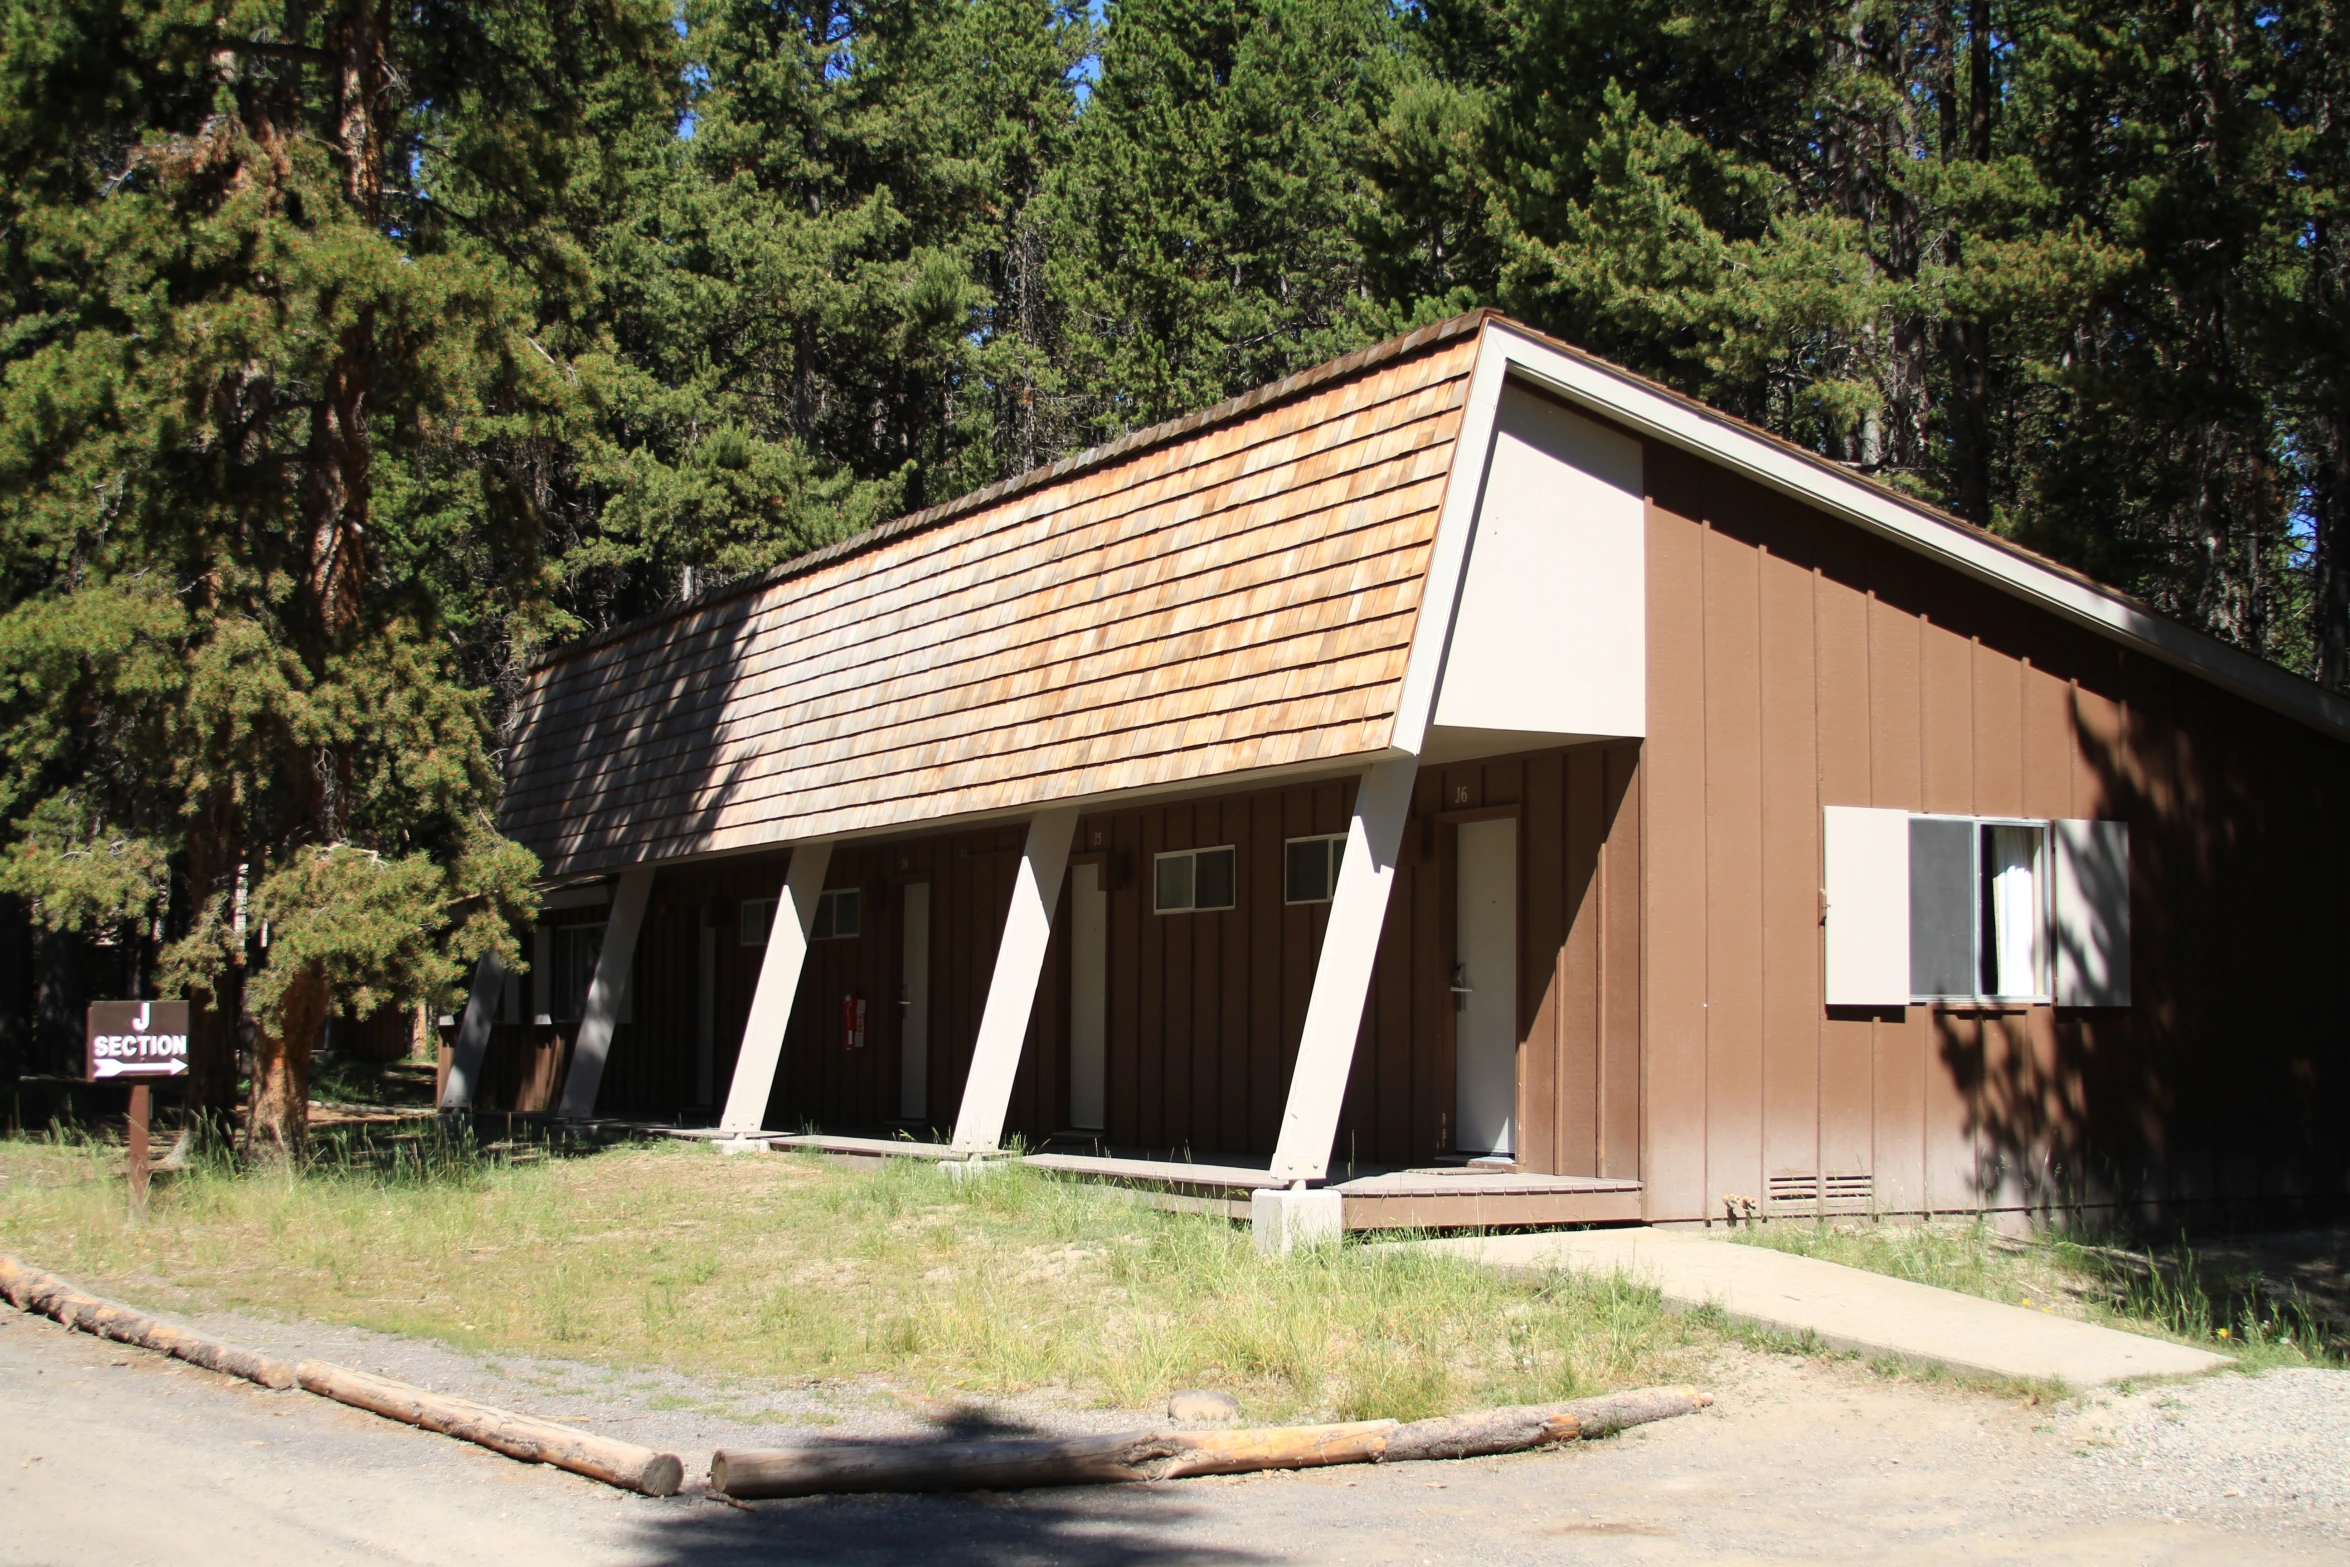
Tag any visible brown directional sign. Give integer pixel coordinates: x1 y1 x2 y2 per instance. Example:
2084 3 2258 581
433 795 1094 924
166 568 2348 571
85 1001 191 1082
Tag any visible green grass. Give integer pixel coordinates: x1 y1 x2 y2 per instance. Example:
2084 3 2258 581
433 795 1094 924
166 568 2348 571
0 1127 1711 1421
1728 1217 2341 1368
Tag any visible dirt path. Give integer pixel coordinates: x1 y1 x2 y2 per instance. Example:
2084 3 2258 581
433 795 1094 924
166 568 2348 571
3 1304 2343 1566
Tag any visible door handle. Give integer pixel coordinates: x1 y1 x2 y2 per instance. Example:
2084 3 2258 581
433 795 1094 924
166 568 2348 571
1450 964 1472 995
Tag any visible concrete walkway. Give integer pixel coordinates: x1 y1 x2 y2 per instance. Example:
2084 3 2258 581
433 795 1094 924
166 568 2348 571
1401 1228 2230 1386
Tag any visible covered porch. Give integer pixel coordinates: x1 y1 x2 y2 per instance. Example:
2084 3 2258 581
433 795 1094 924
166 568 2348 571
446 741 1645 1234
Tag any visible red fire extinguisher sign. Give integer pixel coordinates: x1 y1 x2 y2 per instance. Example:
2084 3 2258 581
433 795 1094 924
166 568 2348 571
842 993 867 1051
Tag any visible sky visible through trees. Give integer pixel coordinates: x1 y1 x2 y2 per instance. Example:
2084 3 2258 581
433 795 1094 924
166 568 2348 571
1 0 2344 1137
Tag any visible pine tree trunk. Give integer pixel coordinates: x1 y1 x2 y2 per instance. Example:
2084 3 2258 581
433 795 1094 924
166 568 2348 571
250 962 331 1157
308 0 385 638
2312 411 2350 691
181 808 245 1118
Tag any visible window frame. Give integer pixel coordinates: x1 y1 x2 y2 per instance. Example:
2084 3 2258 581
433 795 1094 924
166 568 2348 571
1909 812 2053 1006
1282 833 1347 905
1152 845 1238 914
739 897 776 947
812 886 862 941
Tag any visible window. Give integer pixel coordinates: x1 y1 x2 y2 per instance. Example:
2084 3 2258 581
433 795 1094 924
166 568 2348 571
1823 808 2127 1008
1909 817 2047 1002
740 897 776 946
742 888 862 944
1284 835 1347 904
1153 846 1236 913
812 887 861 940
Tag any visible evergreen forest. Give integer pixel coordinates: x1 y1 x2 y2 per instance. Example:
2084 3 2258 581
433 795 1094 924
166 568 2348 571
2 0 2345 1141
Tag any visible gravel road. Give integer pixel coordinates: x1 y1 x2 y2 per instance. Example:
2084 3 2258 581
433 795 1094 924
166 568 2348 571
3 1301 2344 1565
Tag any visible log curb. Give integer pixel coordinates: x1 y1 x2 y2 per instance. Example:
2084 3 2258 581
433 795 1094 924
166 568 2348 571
710 1385 1714 1499
0 1252 683 1497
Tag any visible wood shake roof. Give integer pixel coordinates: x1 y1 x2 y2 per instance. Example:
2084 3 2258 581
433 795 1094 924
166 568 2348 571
503 321 1485 878
505 309 2350 883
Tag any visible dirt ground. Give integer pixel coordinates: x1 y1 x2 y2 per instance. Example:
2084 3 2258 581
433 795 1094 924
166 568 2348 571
4 1303 2344 1566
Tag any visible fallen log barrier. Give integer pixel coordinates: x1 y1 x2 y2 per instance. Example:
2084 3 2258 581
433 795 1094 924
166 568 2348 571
0 1252 296 1389
710 1385 1712 1500
1 1251 684 1498
294 1362 686 1498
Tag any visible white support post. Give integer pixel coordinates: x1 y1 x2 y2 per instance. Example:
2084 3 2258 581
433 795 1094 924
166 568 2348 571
716 843 832 1135
950 808 1078 1153
555 866 654 1121
438 951 506 1112
1269 758 1419 1183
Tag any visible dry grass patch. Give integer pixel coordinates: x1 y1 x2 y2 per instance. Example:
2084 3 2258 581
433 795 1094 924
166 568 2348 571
0 1129 1711 1420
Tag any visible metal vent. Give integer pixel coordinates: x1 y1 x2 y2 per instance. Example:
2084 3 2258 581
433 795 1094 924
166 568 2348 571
1767 1174 1821 1206
1766 1172 1875 1212
1823 1173 1875 1208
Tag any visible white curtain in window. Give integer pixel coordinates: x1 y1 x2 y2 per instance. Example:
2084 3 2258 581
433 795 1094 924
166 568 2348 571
1986 826 2041 996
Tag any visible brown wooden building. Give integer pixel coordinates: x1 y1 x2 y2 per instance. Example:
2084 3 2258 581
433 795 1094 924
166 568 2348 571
446 311 2350 1232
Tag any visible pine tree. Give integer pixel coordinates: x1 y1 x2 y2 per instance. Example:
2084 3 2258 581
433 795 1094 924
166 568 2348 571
588 0 1087 616
0 0 674 1149
1051 0 1403 439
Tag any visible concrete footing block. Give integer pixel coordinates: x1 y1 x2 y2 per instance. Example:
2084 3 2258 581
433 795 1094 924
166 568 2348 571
940 1156 1010 1183
1252 1187 1342 1253
714 1136 768 1156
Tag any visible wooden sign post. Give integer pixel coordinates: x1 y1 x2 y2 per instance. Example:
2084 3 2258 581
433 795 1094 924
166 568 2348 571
85 1001 191 1212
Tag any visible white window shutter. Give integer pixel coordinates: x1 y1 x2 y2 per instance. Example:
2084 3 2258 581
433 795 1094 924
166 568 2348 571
2053 819 2131 1006
1823 807 1911 1006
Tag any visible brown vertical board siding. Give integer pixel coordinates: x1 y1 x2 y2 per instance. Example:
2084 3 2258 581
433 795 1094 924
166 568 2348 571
1135 809 1168 1148
1640 453 1715 1221
1106 812 1140 1144
1599 745 1643 1182
1219 803 1252 1154
1916 599 1980 1212
1867 590 1929 1215
1563 749 1609 1176
1407 770 1446 1163
1520 754 1567 1173
1247 791 1286 1151
1813 570 1877 1188
1356 782 1403 1167
1701 518 1768 1220
1757 545 1824 1198
1971 608 2027 819
1634 440 2350 1225
1161 806 1196 1148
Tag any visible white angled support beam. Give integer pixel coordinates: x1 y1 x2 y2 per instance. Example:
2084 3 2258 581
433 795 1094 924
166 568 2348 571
438 951 506 1111
1270 758 1418 1183
950 808 1078 1153
716 843 832 1135
556 866 654 1121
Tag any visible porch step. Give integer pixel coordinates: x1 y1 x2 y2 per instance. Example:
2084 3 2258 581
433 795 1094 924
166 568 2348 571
768 1134 965 1160
1019 1153 1287 1189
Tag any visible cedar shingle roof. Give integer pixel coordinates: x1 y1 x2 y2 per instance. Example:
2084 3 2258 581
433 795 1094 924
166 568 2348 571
502 320 1485 877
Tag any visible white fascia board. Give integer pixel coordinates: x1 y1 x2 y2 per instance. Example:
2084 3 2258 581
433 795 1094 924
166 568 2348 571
1390 330 1514 756
1476 321 2350 743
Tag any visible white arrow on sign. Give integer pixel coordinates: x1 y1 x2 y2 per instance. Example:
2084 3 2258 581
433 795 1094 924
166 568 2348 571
93 1057 187 1079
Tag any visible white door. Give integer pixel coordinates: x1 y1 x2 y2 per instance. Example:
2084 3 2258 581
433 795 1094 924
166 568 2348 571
1454 818 1518 1156
899 882 930 1121
1068 863 1108 1130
